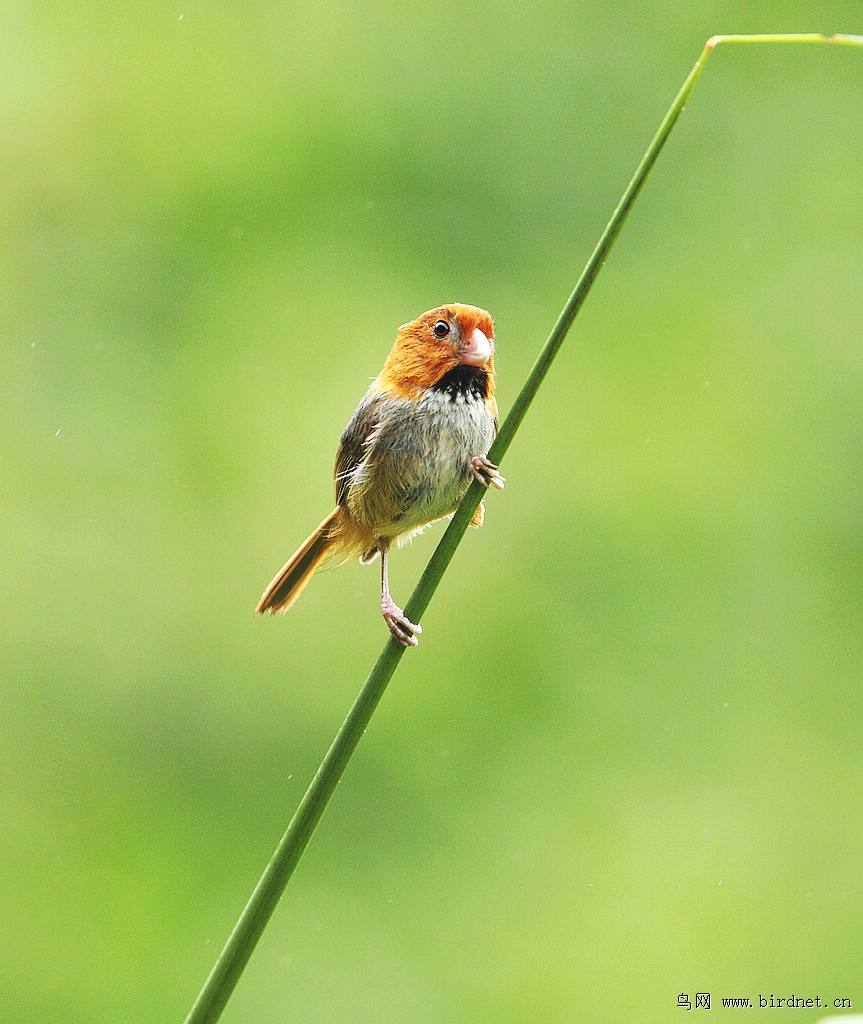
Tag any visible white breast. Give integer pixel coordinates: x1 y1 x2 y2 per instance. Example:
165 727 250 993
346 389 495 541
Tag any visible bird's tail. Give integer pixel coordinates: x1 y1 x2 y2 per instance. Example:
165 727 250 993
255 507 343 615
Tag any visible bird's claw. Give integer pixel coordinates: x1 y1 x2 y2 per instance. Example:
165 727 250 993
382 596 422 647
469 454 505 490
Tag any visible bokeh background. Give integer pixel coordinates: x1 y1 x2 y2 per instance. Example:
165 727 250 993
2 2 862 1022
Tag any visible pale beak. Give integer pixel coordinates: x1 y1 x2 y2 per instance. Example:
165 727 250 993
460 327 492 367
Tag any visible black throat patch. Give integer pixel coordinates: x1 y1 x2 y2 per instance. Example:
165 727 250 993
431 365 488 402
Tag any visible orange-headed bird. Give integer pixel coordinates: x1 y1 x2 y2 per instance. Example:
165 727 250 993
256 304 504 645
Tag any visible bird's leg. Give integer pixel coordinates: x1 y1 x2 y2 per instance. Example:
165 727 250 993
379 543 422 647
469 454 505 490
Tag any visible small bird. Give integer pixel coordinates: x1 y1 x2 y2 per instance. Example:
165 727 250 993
255 303 504 646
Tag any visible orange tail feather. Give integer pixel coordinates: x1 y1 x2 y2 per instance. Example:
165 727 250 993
255 508 342 614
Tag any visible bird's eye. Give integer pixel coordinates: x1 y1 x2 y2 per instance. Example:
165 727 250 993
432 319 451 339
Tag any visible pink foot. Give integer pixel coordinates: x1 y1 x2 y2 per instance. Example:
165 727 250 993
469 454 505 490
381 596 422 647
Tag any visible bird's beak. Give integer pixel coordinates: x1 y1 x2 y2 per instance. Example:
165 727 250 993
460 327 492 367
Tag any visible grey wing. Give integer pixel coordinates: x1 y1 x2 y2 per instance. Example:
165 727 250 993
333 391 384 506
335 393 424 531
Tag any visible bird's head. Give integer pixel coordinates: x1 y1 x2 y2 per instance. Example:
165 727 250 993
376 304 495 399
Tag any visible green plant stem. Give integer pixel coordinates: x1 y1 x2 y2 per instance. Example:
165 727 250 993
183 32 863 1024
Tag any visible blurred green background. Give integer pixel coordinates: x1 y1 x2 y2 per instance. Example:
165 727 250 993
2 2 862 1022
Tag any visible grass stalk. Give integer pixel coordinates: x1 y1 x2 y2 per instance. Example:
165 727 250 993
183 33 863 1024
